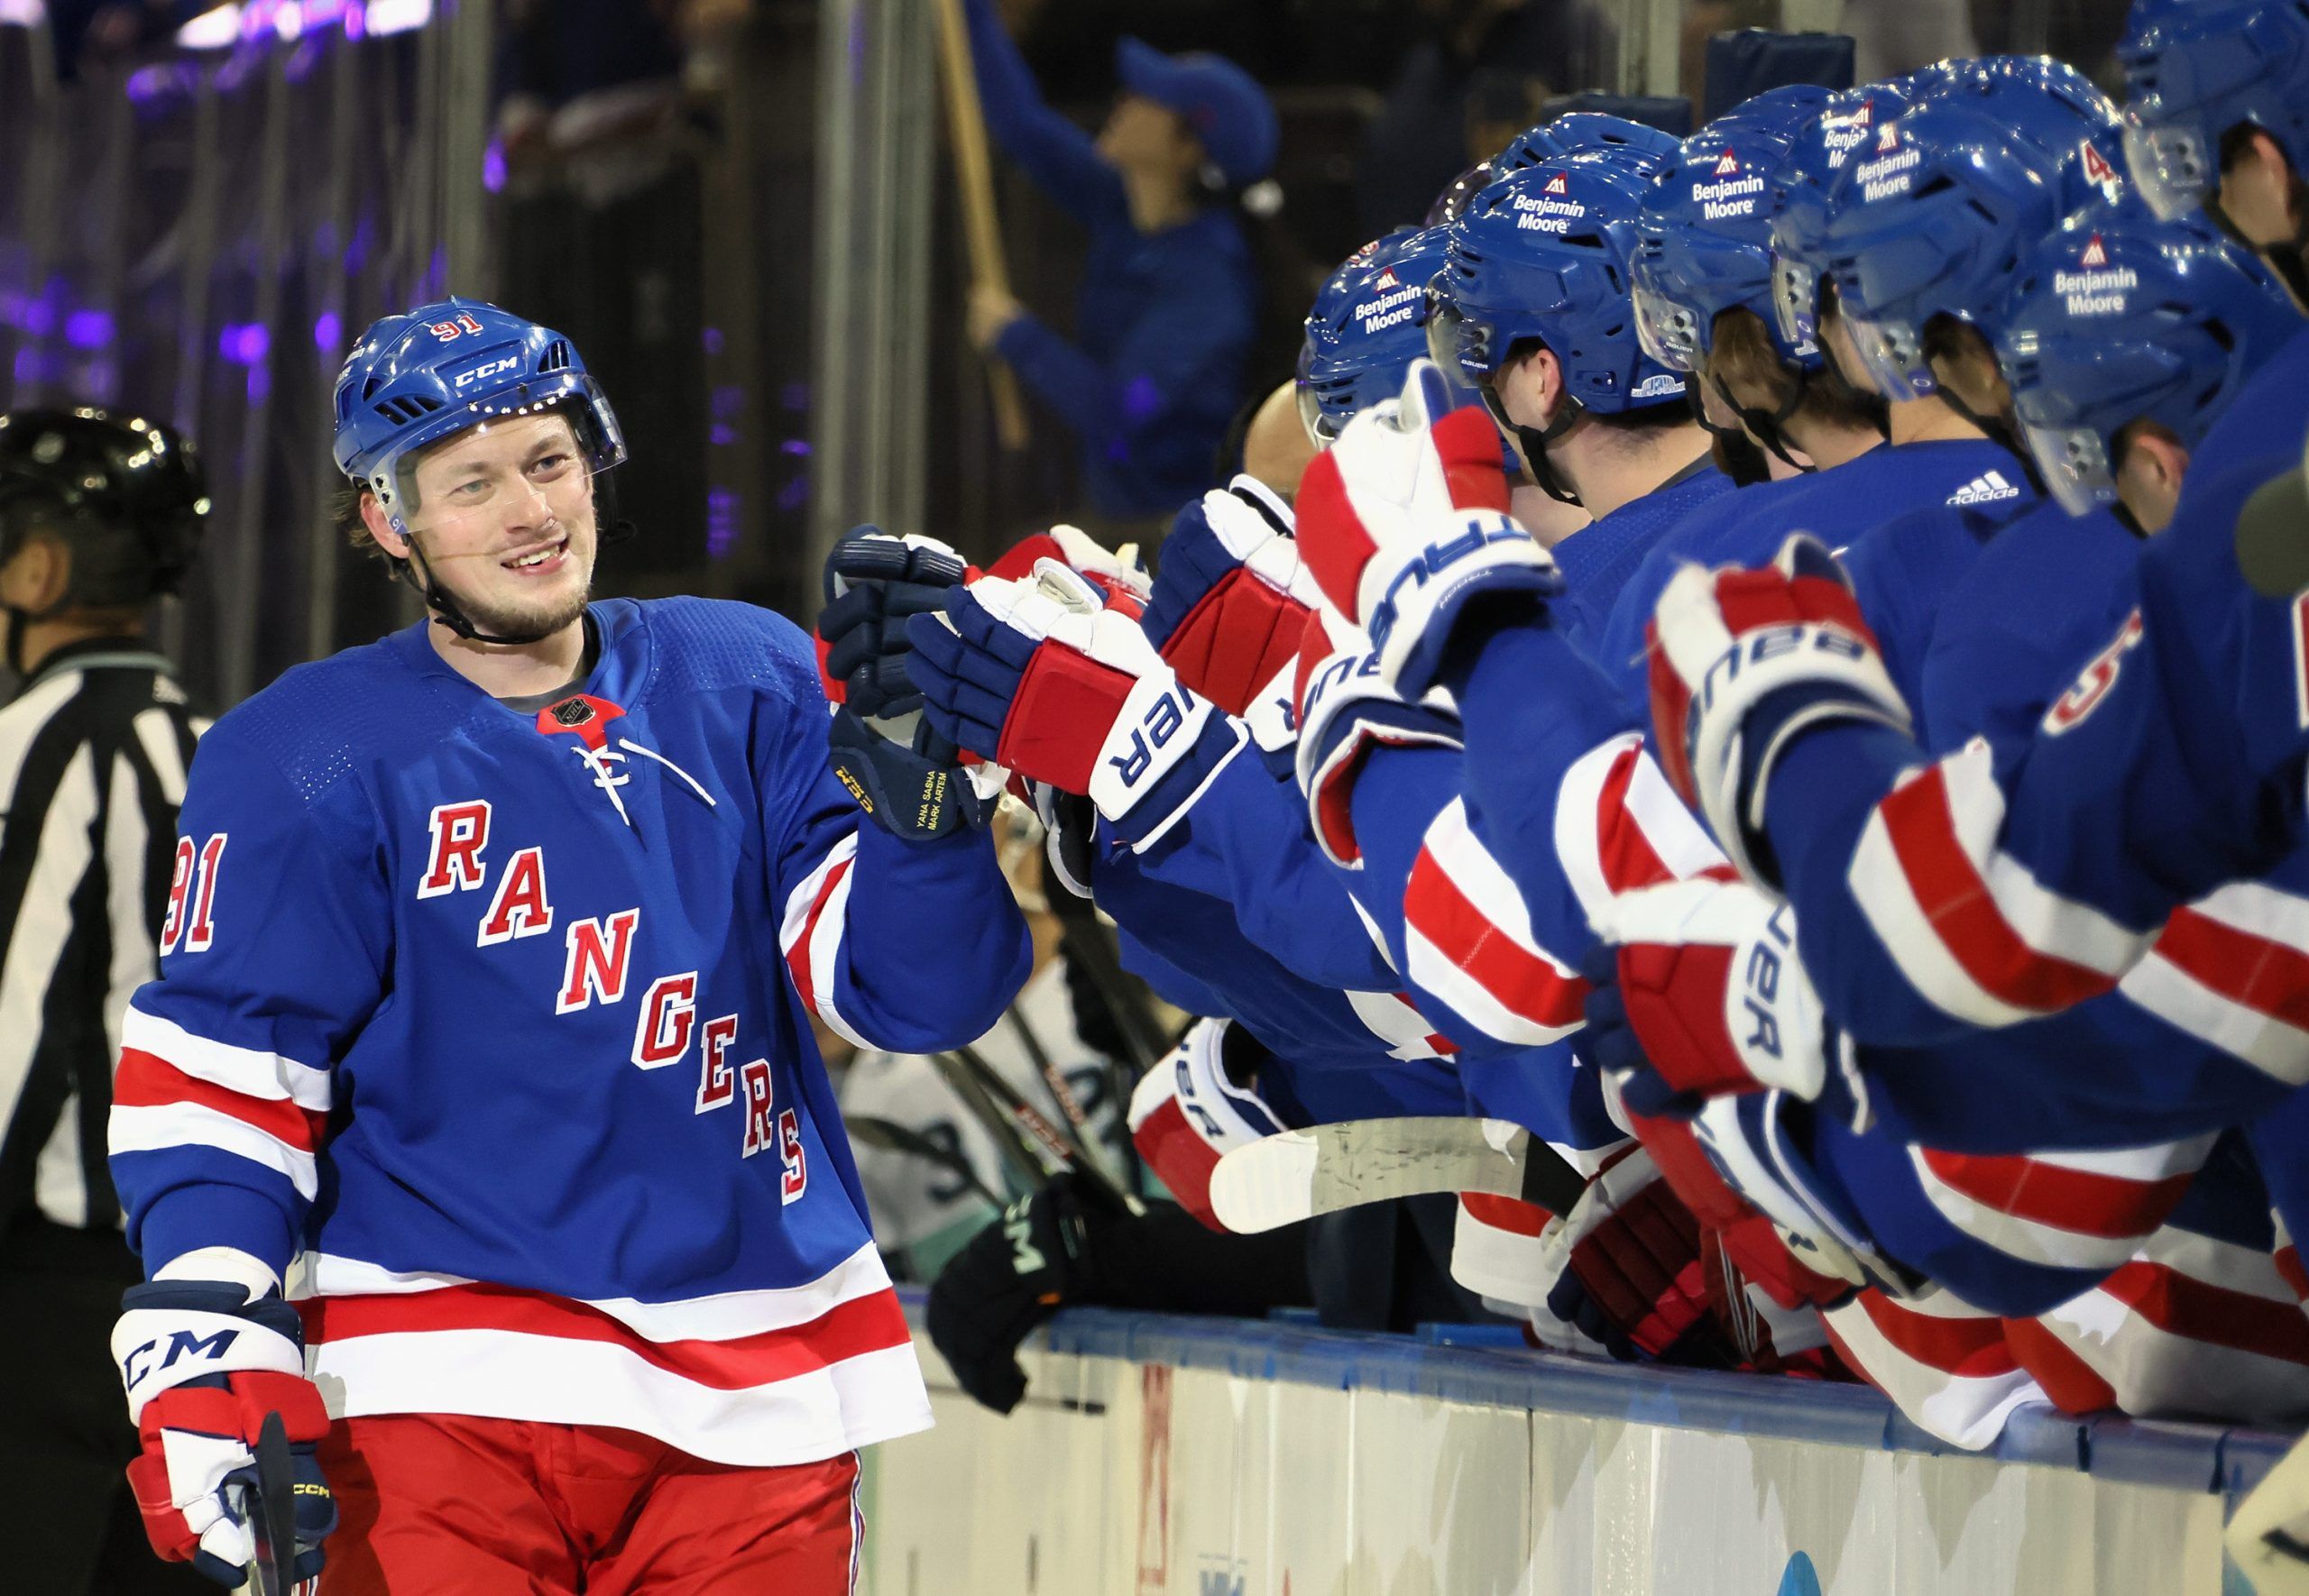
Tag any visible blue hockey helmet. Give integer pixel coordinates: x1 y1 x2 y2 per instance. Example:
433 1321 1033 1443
1768 80 1935 354
2119 0 2309 218
1430 152 1683 500
1997 205 2302 513
1632 93 1835 375
1817 65 2123 399
1495 112 1682 177
331 297 625 533
1299 226 1481 444
1429 159 1498 225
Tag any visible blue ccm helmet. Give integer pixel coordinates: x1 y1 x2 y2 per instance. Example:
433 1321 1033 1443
1429 152 1684 503
1299 226 1484 444
1997 204 2302 514
1631 89 1841 468
2120 0 2309 219
1495 111 1683 178
1768 78 1939 358
1816 61 2123 401
331 297 626 641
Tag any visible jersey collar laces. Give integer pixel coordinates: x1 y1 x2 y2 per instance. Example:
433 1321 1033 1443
533 693 717 830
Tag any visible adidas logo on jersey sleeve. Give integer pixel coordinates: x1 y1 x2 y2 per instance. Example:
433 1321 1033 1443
1946 471 2021 506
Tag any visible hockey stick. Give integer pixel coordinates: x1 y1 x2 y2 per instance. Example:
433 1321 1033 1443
926 1049 1053 1196
239 1410 297 1596
938 1044 1145 1215
1208 1116 1587 1234
845 1113 1006 1208
998 997 1135 1197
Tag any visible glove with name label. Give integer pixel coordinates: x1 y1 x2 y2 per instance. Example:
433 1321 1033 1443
1585 879 1829 1119
906 562 1246 849
819 527 996 842
925 1172 1124 1413
1646 533 1912 891
113 1280 336 1587
1293 361 1560 698
1127 1017 1289 1232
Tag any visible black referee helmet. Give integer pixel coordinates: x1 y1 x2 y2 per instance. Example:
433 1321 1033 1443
0 407 210 607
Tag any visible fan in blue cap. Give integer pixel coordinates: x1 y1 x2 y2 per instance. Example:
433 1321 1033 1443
1997 205 2302 527
957 0 1276 522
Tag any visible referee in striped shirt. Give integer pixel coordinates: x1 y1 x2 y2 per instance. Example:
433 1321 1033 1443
0 407 211 1593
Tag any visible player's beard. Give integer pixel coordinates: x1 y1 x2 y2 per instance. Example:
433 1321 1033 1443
429 518 597 646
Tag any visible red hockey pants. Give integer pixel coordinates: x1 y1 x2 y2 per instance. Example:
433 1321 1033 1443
314 1413 861 1594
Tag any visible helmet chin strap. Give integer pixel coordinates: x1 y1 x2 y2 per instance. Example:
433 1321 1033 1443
396 528 564 647
1928 381 2044 495
1482 387 1584 507
1709 371 1816 475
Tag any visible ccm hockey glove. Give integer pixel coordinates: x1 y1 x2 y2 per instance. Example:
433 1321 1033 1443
907 562 1246 849
1646 533 1911 891
1293 361 1560 697
925 1173 1123 1413
819 527 996 841
113 1277 336 1587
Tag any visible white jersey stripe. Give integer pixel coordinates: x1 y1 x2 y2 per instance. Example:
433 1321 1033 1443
120 1005 333 1110
108 1099 320 1198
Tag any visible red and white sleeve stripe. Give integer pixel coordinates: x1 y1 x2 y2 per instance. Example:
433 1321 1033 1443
2117 881 2309 1087
1403 798 1588 1047
1847 739 2155 1026
1903 1136 2216 1274
2007 1225 2309 1426
780 834 868 1050
107 1005 334 1199
1554 733 1729 921
1402 737 1729 1050
1819 1285 2046 1451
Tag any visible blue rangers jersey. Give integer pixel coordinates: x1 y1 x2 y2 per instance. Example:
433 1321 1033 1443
1753 445 2309 1051
1594 437 2038 711
1550 461 1733 654
107 598 1031 1466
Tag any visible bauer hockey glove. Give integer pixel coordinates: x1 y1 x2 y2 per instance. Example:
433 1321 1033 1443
1293 360 1559 698
925 1173 1124 1413
987 523 1151 615
1293 613 1465 868
1127 1017 1290 1233
1583 880 1830 1119
1141 477 1318 757
114 1278 336 1587
906 562 1246 850
1646 533 1912 892
1539 1144 1738 1366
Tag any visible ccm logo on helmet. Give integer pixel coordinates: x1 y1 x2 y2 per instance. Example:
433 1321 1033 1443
454 354 522 390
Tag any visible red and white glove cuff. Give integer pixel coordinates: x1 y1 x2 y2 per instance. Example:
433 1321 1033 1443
1600 878 1828 1101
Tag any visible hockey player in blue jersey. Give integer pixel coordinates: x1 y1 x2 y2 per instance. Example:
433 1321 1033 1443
104 299 1031 1592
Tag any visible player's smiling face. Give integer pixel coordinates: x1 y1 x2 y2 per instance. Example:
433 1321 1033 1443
382 412 598 642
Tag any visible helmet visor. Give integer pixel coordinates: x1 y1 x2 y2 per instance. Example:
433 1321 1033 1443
1840 309 1936 400
2123 115 2217 222
1424 287 1487 382
374 372 626 529
1771 255 1822 355
1632 279 1704 373
1295 380 1338 446
2020 419 2119 518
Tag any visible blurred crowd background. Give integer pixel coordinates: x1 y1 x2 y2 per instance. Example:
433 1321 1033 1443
0 0 2136 716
